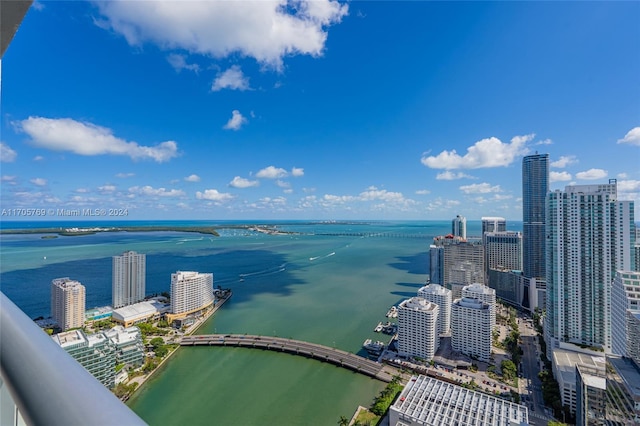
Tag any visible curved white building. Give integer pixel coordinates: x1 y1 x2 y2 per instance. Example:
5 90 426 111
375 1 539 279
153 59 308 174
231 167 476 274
462 283 496 329
417 284 451 335
398 297 439 361
451 297 491 363
170 271 214 319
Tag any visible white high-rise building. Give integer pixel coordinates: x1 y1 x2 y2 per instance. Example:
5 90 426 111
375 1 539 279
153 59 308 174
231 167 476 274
417 284 451 335
112 251 146 309
397 297 439 361
51 277 86 331
451 215 467 240
170 271 214 319
481 217 506 234
451 297 492 363
462 283 496 330
611 271 640 357
546 180 635 355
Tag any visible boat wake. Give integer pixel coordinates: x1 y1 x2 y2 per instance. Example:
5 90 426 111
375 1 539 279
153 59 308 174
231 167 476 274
309 252 336 261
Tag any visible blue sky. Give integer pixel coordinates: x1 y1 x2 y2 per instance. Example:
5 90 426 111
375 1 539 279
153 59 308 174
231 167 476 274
1 1 639 221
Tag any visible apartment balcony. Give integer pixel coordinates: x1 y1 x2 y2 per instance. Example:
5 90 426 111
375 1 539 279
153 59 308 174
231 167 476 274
0 292 147 426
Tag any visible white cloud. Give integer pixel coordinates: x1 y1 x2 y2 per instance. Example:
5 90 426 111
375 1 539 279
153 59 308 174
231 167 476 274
617 173 629 179
75 188 90 193
116 172 134 178
129 185 185 197
1 143 17 162
535 138 553 145
459 183 501 194
211 66 250 91
196 189 234 202
256 166 288 179
291 167 304 177
551 155 577 168
276 180 291 188
223 110 248 131
436 171 474 180
93 0 348 70
33 155 44 161
1 175 17 182
576 168 607 180
229 176 259 188
166 53 200 73
421 134 532 169
617 180 640 193
415 189 431 195
550 171 572 182
30 178 47 186
617 127 640 146
98 185 117 193
184 174 201 182
16 117 179 162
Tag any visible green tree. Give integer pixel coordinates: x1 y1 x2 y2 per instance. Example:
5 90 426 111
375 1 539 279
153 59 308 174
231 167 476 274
337 416 349 426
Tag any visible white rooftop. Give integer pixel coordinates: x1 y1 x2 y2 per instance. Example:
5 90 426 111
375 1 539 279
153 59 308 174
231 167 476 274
391 375 528 426
112 300 164 322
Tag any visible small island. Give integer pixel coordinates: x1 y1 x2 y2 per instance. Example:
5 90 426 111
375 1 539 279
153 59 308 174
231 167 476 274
1 226 221 237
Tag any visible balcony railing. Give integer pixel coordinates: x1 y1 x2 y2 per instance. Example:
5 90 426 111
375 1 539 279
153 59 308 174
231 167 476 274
0 292 147 426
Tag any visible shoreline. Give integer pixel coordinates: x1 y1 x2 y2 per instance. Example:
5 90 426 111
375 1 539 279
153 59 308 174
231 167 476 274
124 292 232 402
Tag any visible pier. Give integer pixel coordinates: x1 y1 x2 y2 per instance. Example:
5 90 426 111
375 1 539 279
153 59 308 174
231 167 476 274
180 334 400 382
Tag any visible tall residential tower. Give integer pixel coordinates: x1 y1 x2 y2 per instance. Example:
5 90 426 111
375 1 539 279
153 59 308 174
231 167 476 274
522 153 549 280
112 251 146 309
545 180 635 355
51 277 86 331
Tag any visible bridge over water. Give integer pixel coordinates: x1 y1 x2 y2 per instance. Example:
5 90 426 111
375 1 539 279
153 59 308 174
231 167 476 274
180 334 400 383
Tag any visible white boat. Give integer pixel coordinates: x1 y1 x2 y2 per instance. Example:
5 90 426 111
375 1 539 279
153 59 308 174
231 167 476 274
362 339 384 355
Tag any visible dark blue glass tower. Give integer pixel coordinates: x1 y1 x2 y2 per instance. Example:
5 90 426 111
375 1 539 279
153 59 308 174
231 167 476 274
522 153 549 279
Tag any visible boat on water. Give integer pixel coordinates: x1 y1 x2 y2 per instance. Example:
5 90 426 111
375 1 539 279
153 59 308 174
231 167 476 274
386 306 398 318
362 339 385 355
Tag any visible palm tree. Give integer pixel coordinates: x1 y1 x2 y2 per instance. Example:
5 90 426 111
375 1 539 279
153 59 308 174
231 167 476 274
337 415 349 426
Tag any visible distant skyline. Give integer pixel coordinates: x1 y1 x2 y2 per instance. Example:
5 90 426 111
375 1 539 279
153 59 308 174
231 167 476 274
1 1 638 220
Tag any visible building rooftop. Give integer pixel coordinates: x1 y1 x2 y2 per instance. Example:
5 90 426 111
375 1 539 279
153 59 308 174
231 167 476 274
400 297 439 312
51 329 86 348
112 300 165 322
391 375 528 426
455 297 490 310
552 348 606 387
608 356 640 400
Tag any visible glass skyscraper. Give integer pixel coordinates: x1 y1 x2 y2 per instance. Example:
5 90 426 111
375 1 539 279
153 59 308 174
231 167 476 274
522 153 549 279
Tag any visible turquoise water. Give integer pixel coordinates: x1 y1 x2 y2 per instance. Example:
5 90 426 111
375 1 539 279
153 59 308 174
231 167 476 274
0 220 513 425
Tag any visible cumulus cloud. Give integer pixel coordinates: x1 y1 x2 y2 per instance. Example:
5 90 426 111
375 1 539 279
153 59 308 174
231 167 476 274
15 117 179 162
415 189 431 195
617 180 640 193
551 155 577 168
421 134 532 169
211 66 250 91
93 0 348 70
129 185 185 197
1 143 17 162
459 183 501 194
256 166 288 179
184 174 201 182
617 127 640 146
436 171 474 180
276 180 291 188
30 178 47 186
196 189 234 202
223 110 248 130
116 172 134 178
550 171 572 182
229 176 259 188
1 175 17 183
535 138 553 145
576 168 607 180
166 53 200 73
291 167 304 177
33 155 44 161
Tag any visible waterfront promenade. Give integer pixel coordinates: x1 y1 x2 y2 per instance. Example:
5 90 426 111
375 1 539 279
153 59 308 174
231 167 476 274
181 334 400 383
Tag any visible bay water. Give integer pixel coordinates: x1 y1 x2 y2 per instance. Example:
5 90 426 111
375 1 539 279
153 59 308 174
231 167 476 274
0 220 509 425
